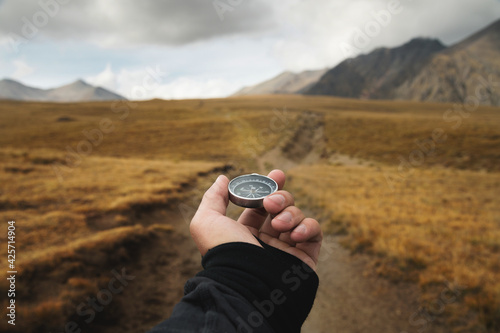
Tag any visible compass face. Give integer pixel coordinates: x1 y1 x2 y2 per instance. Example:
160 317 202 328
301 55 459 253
228 174 278 208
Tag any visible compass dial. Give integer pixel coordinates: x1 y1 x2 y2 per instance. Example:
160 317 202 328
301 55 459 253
228 174 278 208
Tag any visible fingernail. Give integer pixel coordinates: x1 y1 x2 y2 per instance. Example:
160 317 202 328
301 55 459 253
294 224 307 235
276 211 292 223
268 194 285 205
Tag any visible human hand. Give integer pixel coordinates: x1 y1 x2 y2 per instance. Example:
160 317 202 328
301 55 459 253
190 169 322 270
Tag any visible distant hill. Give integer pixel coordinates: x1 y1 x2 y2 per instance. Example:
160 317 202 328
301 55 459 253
0 79 126 102
0 79 47 101
232 69 328 96
306 19 500 106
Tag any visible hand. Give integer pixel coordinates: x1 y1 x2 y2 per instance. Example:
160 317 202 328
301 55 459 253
190 169 322 270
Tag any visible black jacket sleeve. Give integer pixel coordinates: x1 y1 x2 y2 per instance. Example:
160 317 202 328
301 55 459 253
149 238 319 333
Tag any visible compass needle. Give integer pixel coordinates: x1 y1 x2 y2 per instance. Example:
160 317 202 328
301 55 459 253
228 173 278 208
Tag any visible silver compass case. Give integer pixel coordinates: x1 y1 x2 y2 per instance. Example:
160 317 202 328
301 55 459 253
228 173 278 208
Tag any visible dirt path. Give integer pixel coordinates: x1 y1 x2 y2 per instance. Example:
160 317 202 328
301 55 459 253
103 110 448 332
302 235 422 333
255 111 448 333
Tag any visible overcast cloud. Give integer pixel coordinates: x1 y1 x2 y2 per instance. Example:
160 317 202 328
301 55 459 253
0 0 275 46
0 0 499 99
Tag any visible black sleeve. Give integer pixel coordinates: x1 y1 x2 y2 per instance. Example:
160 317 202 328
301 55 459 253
149 238 319 333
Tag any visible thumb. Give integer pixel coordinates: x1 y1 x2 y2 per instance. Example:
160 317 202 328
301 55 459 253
193 175 229 221
190 175 262 255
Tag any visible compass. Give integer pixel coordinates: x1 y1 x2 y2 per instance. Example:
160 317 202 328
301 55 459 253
228 173 278 208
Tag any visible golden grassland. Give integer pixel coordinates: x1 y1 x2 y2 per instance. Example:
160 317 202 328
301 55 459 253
0 97 295 332
323 111 500 171
0 95 499 332
0 98 297 161
0 147 221 255
289 164 500 331
0 147 223 332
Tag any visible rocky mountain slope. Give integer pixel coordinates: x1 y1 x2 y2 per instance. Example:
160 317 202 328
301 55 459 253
306 19 500 106
306 38 446 100
392 19 500 105
236 19 500 106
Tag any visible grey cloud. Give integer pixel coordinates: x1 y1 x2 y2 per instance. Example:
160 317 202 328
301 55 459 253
392 0 500 45
0 0 276 45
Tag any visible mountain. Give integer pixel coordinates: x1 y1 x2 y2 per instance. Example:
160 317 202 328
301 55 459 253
392 19 500 106
232 69 328 96
0 79 47 101
45 80 126 102
306 19 500 106
0 79 126 102
306 38 446 99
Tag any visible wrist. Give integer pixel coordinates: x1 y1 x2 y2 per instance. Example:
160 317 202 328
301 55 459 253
197 239 318 333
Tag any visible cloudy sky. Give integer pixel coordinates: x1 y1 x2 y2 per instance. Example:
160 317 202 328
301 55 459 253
0 0 499 100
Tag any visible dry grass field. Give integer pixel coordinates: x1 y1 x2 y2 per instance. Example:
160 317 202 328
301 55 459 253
289 164 500 331
0 95 499 332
